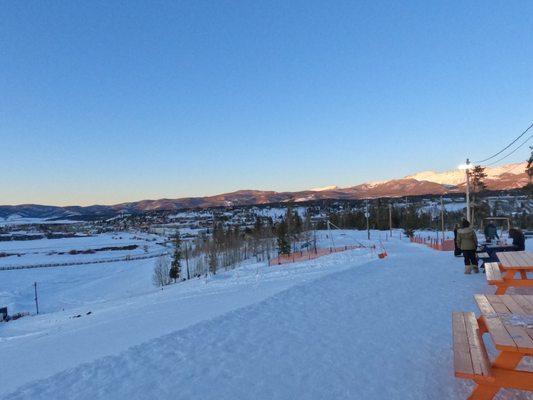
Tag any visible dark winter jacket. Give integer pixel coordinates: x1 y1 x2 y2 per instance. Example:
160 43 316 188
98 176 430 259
456 227 478 251
510 230 526 251
484 224 499 241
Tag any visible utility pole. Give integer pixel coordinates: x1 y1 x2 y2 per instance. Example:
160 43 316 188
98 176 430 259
440 196 445 242
389 203 392 237
465 158 471 222
34 282 39 315
365 200 370 240
185 244 190 280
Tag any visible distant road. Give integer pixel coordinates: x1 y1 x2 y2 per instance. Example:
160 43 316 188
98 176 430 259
0 251 168 271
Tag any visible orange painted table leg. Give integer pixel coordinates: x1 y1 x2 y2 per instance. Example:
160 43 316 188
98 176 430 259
468 352 525 400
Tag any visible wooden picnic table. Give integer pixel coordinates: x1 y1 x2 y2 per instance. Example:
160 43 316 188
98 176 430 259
455 294 533 398
497 251 533 273
479 244 517 263
497 251 533 285
485 244 518 251
484 251 533 295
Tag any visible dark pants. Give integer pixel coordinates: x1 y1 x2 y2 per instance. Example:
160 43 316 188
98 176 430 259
462 250 478 266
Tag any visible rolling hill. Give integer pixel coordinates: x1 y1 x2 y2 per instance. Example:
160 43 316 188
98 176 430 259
1 163 528 220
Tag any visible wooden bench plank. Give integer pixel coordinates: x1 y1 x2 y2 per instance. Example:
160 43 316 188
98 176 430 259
452 312 474 377
477 252 490 259
452 312 493 380
464 312 492 378
485 263 503 284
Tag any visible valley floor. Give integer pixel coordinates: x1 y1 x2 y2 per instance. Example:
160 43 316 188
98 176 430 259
1 231 532 399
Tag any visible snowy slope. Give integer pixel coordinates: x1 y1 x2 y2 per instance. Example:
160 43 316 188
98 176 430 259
1 232 531 399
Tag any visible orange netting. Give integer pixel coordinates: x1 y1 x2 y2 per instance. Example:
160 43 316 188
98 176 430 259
410 235 455 251
269 244 370 266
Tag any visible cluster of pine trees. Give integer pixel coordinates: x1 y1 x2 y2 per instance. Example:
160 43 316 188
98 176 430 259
275 206 312 255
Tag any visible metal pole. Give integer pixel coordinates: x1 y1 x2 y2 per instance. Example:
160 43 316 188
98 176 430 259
185 244 190 280
365 200 370 240
34 282 39 315
465 158 471 222
440 195 445 243
389 203 392 236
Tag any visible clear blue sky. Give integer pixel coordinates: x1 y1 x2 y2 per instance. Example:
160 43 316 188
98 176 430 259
2 1 532 206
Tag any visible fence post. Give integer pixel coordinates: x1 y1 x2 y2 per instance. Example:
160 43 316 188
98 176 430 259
34 282 39 315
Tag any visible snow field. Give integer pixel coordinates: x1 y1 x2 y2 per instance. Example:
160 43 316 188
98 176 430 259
1 231 531 399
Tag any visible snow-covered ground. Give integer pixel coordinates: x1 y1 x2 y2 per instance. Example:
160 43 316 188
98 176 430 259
0 230 531 399
0 217 81 226
0 232 165 269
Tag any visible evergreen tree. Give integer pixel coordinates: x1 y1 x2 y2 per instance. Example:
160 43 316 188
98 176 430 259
169 233 181 282
526 147 533 196
303 211 312 231
253 216 263 234
526 146 533 183
469 165 487 193
468 165 487 225
276 219 291 255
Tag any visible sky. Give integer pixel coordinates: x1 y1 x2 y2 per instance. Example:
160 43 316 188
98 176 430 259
1 1 533 206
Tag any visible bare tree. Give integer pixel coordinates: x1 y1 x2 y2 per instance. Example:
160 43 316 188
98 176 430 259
208 246 218 275
468 165 487 225
152 255 171 287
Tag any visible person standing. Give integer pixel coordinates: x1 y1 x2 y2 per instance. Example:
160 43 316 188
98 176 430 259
457 219 479 274
484 221 499 243
509 228 526 251
453 224 461 256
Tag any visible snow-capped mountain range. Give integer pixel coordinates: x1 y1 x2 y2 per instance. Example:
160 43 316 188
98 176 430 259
404 162 527 187
0 162 528 220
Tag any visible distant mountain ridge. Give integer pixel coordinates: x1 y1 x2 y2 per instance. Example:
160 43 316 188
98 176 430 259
0 162 528 221
405 162 527 187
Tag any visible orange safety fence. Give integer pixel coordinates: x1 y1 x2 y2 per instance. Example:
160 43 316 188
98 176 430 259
269 244 372 266
410 235 455 251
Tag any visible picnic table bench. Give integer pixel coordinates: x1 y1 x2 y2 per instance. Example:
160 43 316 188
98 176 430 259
453 294 533 399
485 251 533 294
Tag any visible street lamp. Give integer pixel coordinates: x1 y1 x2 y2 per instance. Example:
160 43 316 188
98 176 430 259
458 159 471 222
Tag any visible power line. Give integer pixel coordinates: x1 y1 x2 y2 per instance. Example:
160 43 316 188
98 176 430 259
474 122 533 164
484 134 533 166
500 161 527 174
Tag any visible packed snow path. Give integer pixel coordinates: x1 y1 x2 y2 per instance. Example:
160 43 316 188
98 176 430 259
2 238 531 399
